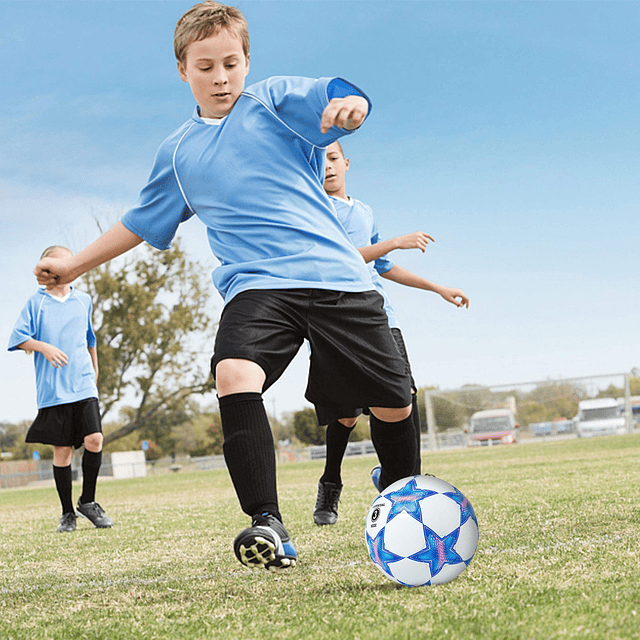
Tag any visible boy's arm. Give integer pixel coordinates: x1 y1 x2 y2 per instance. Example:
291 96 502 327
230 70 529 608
358 231 435 263
89 346 99 383
15 339 69 367
34 222 143 286
381 264 469 308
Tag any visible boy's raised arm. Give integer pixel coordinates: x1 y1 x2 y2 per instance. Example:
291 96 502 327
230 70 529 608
381 264 469 308
358 231 435 264
34 221 143 286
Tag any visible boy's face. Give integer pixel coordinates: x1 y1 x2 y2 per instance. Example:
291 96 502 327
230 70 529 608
177 28 250 119
324 142 349 197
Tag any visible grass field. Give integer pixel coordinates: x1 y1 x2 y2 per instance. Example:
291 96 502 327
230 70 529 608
1 434 639 640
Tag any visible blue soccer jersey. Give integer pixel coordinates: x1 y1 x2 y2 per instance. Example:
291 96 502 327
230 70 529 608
330 195 400 329
8 288 98 409
122 76 375 303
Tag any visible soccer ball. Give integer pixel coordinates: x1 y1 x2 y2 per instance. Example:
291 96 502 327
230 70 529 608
365 475 479 587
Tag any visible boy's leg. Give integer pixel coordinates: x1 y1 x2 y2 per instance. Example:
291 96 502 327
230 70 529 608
319 417 357 487
313 416 357 526
369 405 417 491
212 291 307 569
411 392 422 475
75 401 113 528
53 446 74 514
217 389 279 520
369 394 422 491
306 291 416 490
218 384 297 570
53 446 76 532
389 328 421 475
80 433 103 505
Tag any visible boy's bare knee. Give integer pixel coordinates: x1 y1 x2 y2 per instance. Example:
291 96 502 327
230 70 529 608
53 446 73 467
369 405 412 423
215 358 266 396
338 416 358 428
84 432 103 452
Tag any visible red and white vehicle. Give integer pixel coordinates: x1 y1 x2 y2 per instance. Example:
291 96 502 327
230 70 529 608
466 409 519 446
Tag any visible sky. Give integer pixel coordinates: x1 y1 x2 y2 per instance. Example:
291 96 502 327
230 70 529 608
1 0 638 424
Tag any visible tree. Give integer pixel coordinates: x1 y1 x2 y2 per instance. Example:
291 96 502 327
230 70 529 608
517 380 586 425
80 239 217 446
293 408 325 445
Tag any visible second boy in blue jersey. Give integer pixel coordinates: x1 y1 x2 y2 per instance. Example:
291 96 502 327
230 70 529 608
35 1 417 571
313 141 469 526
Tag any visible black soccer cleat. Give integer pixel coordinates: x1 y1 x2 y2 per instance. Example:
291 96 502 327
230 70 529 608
77 500 113 528
233 513 297 571
57 511 77 533
313 481 342 526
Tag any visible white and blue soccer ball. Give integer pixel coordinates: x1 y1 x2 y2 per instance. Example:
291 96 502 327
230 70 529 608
365 475 479 587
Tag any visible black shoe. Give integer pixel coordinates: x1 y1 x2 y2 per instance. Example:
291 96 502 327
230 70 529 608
57 512 77 533
313 481 342 526
233 513 297 571
77 500 113 528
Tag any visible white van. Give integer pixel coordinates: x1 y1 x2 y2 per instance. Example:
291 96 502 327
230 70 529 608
575 398 626 438
466 409 518 446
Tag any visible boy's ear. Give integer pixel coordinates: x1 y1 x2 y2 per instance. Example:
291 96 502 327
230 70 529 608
177 60 189 83
345 158 350 171
244 53 250 77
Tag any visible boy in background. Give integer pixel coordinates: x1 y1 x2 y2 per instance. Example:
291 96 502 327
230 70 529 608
9 246 112 532
36 2 417 570
313 141 468 526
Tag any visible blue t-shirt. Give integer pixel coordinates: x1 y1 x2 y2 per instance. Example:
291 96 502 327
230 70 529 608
122 76 375 303
8 288 98 409
330 195 400 329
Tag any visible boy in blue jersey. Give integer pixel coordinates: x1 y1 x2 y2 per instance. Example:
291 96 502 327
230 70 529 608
313 141 469 526
9 246 113 533
35 1 417 570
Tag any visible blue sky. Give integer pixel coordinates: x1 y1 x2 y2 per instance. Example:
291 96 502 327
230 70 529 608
1 0 638 423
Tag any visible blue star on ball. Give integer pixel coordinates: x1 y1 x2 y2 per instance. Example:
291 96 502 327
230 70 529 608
383 477 437 522
444 487 477 526
410 527 464 577
367 532 404 575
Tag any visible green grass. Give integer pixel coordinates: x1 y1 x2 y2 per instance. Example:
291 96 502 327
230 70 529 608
1 435 640 639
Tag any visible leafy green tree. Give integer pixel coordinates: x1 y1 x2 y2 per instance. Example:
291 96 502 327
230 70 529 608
517 381 586 425
205 413 225 455
349 414 370 441
293 408 325 445
0 422 25 452
80 240 217 446
597 377 640 399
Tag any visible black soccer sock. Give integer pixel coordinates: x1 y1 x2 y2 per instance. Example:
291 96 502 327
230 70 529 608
80 449 102 504
411 393 422 475
319 421 353 487
219 392 281 522
369 411 417 491
53 464 74 515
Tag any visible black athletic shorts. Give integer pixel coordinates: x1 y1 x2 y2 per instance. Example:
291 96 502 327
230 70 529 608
337 327 417 420
390 327 416 391
26 397 102 449
211 289 412 425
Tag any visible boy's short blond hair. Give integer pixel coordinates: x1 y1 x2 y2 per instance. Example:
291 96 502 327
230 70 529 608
174 1 250 65
40 245 72 259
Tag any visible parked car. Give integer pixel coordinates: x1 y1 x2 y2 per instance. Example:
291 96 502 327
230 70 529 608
532 418 574 437
575 398 626 437
466 409 519 446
